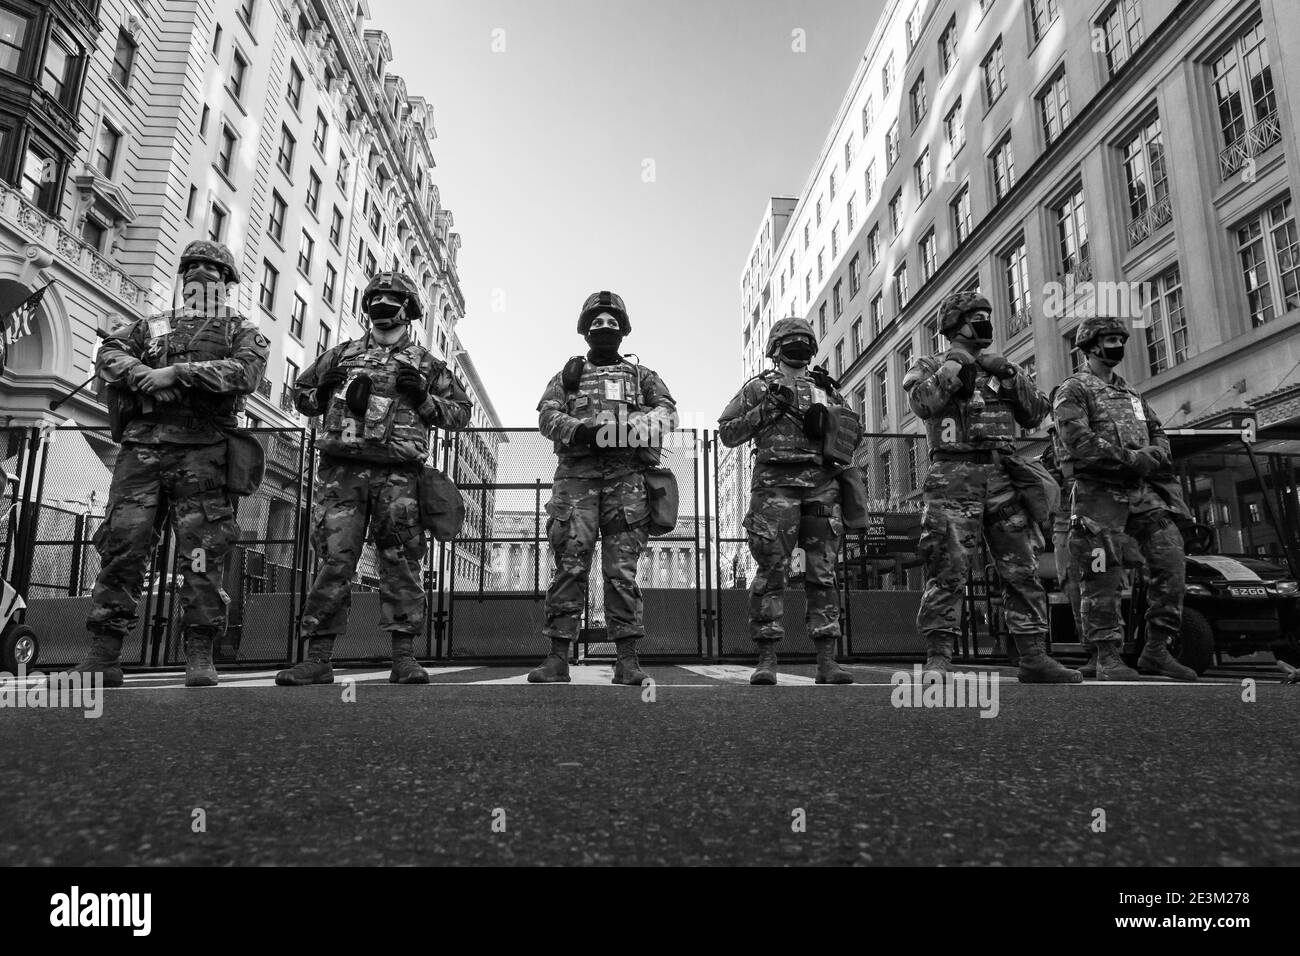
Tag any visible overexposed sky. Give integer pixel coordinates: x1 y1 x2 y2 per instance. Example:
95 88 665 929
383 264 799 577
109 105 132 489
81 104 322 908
375 0 880 426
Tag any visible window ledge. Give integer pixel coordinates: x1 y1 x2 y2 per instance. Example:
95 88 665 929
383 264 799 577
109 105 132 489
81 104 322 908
266 234 285 253
212 164 238 191
224 87 248 117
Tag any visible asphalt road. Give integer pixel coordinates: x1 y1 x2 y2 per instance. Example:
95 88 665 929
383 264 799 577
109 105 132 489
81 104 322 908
0 663 1296 866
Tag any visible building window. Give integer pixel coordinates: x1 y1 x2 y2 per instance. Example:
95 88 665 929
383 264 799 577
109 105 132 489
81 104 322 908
853 385 866 420
212 24 223 57
867 224 881 269
283 360 299 407
1100 0 1144 76
329 206 343 247
323 262 338 305
111 29 136 89
834 340 845 377
833 279 844 318
93 121 121 178
1029 0 1060 42
819 302 828 338
844 136 854 170
369 202 382 234
829 171 837 202
945 98 965 155
1003 237 1032 338
925 317 941 354
982 37 1006 107
277 125 295 176
862 95 874 135
847 192 857 233
208 202 227 241
1236 196 1300 327
849 253 862 297
1212 19 1279 180
894 263 909 313
364 250 377 278
905 436 920 491
41 31 79 107
1145 263 1188 374
915 148 931 201
865 160 877 202
910 72 927 128
81 217 106 251
337 151 349 191
259 259 278 312
991 132 1015 201
229 50 248 101
0 7 28 75
871 292 885 338
306 169 321 214
905 2 925 52
951 185 971 245
186 184 198 220
1056 186 1090 278
816 197 823 227
1038 69 1071 146
882 52 894 96
199 104 210 137
817 250 825 283
217 125 237 175
298 230 314 276
919 228 937 282
886 121 899 169
889 189 902 237
852 318 864 357
313 110 328 153
831 224 840 260
805 272 811 301
287 62 303 110
268 190 286 242
1065 332 1085 374
938 16 958 75
1122 114 1170 246
875 366 890 429
1020 355 1038 386
238 0 255 26
289 294 306 338
317 322 331 358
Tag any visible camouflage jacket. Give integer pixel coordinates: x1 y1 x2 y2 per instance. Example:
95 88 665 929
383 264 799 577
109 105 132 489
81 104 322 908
1052 369 1189 517
718 366 860 489
96 306 269 445
903 353 1049 453
538 355 677 480
296 330 472 465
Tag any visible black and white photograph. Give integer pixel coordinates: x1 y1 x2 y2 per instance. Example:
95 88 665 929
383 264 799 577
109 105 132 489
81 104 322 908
0 0 1294 910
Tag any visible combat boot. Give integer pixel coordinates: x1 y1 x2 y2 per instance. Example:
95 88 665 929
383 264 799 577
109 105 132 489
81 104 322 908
923 634 953 680
1014 634 1082 684
276 635 335 685
612 638 649 685
527 639 572 683
1092 640 1140 681
184 633 219 687
750 640 779 685
389 634 429 684
73 634 125 688
1137 638 1198 682
813 636 854 684
1078 647 1099 679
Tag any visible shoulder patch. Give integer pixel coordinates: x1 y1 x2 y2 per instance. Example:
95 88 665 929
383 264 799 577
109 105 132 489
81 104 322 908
253 332 270 349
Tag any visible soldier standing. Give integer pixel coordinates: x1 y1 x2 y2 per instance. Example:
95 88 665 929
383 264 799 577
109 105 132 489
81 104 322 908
277 272 472 686
74 241 269 687
903 291 1080 683
528 291 678 685
717 317 859 685
1052 317 1197 681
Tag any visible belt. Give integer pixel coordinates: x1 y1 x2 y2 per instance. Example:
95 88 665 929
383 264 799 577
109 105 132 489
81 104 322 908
932 449 1008 464
137 411 211 429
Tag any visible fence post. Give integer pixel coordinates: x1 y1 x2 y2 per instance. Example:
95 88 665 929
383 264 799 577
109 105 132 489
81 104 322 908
700 430 715 657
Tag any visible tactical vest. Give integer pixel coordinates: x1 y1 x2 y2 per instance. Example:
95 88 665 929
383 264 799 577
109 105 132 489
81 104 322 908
1058 372 1148 469
316 338 434 464
754 370 832 466
554 359 656 465
142 308 241 423
926 372 1017 452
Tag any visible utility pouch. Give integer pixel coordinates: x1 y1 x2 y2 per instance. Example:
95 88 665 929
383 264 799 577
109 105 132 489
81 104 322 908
837 465 870 530
1003 453 1061 535
223 428 266 497
419 464 466 542
820 406 863 467
106 384 141 443
642 466 679 537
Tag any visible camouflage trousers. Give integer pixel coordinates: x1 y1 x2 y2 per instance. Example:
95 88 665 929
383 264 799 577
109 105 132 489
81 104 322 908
1067 479 1184 646
917 458 1048 640
543 472 650 641
88 440 238 640
743 477 843 643
300 456 426 637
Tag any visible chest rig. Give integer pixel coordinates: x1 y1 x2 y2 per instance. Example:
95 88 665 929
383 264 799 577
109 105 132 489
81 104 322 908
928 372 1017 452
556 357 662 466
319 339 422 453
755 370 832 465
142 308 238 418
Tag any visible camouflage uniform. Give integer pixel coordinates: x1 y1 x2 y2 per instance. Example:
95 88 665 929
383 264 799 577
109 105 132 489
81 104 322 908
718 317 861 684
1042 421 1083 641
1053 367 1196 680
78 241 268 687
293 331 471 647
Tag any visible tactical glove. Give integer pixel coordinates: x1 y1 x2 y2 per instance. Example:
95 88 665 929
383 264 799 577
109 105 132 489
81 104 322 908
976 352 1017 380
803 403 832 440
571 424 600 448
1128 446 1164 478
316 367 347 408
395 367 426 403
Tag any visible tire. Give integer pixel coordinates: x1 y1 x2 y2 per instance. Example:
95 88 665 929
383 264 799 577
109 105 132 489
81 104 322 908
1 624 39 673
1172 608 1214 675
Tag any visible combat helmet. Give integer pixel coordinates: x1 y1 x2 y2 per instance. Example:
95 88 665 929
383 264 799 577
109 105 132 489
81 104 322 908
577 291 630 335
1074 316 1130 348
361 270 424 320
178 240 240 284
936 291 993 335
765 317 817 359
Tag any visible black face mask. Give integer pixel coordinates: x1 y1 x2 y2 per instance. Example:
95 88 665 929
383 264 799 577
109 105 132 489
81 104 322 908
779 343 814 366
1095 344 1125 367
369 301 407 328
586 329 624 356
968 318 994 342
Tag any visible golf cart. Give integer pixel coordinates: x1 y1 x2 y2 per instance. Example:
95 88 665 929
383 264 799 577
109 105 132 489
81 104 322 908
0 463 39 672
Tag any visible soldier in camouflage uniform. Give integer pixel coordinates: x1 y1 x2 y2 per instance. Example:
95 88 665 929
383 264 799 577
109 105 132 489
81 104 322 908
1041 412 1084 653
74 240 270 687
718 317 859 685
1053 317 1197 681
528 291 678 685
903 292 1080 683
277 271 472 686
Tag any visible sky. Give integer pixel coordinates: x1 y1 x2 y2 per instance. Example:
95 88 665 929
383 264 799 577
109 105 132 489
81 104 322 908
375 0 882 426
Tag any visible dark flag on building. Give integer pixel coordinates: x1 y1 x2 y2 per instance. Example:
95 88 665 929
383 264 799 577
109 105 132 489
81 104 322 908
0 282 52 376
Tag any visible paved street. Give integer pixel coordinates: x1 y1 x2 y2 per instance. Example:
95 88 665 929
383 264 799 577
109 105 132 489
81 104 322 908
1 662 1295 866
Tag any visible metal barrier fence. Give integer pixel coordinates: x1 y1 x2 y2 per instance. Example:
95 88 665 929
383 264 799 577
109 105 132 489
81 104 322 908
5 423 1298 668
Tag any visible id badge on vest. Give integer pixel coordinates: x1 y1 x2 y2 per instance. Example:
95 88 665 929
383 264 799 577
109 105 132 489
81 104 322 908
148 317 171 340
1130 396 1146 421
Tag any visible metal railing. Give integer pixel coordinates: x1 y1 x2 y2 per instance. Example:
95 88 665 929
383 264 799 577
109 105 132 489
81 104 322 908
1218 111 1282 179
1127 194 1173 247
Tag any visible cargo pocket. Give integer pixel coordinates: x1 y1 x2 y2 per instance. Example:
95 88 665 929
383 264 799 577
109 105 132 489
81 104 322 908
364 395 396 443
545 499 574 552
91 506 115 552
621 492 650 531
200 494 235 524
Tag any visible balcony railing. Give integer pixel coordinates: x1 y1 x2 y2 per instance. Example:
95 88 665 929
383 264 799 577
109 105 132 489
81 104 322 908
1218 111 1282 179
256 377 273 398
1127 195 1173 248
1006 306 1033 338
1061 256 1093 284
268 433 300 470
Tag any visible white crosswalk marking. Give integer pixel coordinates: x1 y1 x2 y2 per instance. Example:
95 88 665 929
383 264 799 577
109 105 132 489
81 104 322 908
679 664 817 685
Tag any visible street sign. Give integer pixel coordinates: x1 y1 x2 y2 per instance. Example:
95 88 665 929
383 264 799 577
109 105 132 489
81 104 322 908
865 513 888 555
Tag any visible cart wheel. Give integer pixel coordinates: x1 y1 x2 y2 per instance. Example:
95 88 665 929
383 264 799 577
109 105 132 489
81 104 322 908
1 624 39 672
1172 608 1214 675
